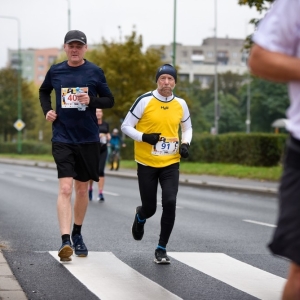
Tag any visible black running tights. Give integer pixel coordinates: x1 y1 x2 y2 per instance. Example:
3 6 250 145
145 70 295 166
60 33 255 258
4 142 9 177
137 162 179 248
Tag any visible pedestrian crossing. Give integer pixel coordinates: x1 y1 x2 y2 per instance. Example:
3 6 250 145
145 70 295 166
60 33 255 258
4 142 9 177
49 251 286 300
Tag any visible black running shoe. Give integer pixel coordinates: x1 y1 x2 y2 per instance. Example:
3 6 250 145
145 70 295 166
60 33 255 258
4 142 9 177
58 240 73 262
132 206 146 241
97 193 105 201
154 248 171 264
72 234 88 257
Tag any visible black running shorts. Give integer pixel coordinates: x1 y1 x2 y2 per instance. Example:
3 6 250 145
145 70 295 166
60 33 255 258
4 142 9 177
52 142 100 182
268 136 300 265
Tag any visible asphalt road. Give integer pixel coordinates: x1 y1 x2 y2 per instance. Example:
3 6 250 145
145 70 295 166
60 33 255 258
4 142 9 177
0 163 287 300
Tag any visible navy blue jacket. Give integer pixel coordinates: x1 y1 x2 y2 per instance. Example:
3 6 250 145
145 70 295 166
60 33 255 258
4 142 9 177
39 59 114 144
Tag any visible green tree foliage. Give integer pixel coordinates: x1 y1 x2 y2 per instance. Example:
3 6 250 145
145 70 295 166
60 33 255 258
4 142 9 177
238 0 274 12
0 68 38 142
85 31 164 125
239 77 289 132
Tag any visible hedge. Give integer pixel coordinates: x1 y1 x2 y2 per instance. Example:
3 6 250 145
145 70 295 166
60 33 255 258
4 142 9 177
0 133 288 167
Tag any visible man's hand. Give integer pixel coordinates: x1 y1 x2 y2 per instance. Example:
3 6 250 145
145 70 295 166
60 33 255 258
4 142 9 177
179 143 189 158
46 110 57 122
77 92 90 105
142 133 161 145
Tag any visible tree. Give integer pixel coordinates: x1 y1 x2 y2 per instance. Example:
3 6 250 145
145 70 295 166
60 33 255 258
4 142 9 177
239 77 289 132
85 31 164 127
238 0 274 11
0 68 38 142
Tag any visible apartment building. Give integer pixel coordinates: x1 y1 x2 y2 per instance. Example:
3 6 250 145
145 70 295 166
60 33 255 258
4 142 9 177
7 47 63 86
148 37 249 87
6 36 248 88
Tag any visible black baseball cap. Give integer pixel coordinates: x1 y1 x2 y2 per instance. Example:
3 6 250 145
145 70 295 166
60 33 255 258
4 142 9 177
64 30 87 44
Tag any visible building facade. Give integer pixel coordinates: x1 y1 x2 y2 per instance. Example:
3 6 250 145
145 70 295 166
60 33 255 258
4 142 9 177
148 37 248 87
7 47 62 86
6 37 248 88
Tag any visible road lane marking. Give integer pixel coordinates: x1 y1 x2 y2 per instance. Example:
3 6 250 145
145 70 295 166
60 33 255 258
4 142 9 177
36 178 46 182
168 252 285 300
243 219 277 228
103 191 119 196
49 251 181 300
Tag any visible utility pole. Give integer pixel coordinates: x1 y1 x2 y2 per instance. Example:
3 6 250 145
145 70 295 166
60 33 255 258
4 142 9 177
172 0 177 67
214 0 219 135
0 16 23 152
67 0 71 31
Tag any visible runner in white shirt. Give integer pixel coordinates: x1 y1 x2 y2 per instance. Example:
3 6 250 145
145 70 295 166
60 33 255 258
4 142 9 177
249 1 300 298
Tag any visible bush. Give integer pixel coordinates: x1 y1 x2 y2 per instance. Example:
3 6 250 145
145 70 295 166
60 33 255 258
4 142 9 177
0 133 288 167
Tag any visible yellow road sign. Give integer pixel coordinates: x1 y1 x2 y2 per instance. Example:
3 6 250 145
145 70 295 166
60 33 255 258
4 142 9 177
14 119 25 131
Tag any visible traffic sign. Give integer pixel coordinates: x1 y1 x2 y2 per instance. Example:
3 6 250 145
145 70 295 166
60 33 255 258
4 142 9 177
14 119 25 131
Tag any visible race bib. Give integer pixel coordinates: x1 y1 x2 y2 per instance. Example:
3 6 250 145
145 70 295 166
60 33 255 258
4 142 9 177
151 136 179 156
61 87 88 108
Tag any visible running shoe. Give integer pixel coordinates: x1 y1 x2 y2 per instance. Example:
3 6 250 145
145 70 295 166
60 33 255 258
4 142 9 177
132 206 146 241
154 248 171 264
97 193 105 201
88 189 93 201
58 240 73 262
72 234 88 257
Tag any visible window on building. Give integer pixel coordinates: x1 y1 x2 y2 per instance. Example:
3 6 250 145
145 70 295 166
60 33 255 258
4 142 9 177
38 65 44 70
48 56 57 65
192 60 204 65
241 50 248 65
38 55 44 62
194 75 213 87
38 75 45 81
182 51 188 57
179 74 189 82
192 50 203 55
217 50 229 65
206 51 214 58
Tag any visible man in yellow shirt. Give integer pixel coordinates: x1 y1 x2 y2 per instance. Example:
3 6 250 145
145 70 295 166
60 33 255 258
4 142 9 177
121 64 192 264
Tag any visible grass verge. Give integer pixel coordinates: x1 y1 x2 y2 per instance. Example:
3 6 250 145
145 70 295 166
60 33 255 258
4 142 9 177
0 154 281 181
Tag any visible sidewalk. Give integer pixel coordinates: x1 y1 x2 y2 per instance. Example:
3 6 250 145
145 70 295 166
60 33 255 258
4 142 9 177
0 158 279 299
0 250 27 299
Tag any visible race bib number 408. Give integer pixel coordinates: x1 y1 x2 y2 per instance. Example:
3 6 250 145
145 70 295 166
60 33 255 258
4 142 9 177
61 87 88 108
151 136 179 156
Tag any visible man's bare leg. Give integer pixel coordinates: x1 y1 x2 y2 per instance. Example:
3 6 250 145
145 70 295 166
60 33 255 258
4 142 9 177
282 262 300 300
57 177 74 261
74 180 89 225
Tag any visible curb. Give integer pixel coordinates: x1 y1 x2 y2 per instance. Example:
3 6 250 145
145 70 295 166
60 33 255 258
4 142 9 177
104 170 278 196
0 250 27 300
0 158 278 196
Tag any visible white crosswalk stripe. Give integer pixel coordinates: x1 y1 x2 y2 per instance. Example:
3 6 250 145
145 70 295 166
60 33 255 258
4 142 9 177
49 251 182 300
169 252 286 300
49 251 286 300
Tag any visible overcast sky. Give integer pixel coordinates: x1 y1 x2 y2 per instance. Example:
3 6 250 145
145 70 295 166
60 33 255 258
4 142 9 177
0 0 266 69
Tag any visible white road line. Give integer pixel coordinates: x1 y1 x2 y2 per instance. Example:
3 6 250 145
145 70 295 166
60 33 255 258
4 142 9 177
36 178 46 182
103 191 119 196
157 203 182 209
169 252 285 300
243 219 277 228
49 251 182 300
15 174 23 177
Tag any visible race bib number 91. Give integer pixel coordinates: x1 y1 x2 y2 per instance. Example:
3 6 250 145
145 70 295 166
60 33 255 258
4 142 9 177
61 87 88 108
151 136 179 156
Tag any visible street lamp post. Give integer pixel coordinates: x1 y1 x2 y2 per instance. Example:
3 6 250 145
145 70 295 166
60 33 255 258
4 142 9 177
214 0 219 135
172 0 177 67
67 0 71 31
0 15 22 153
246 73 251 133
